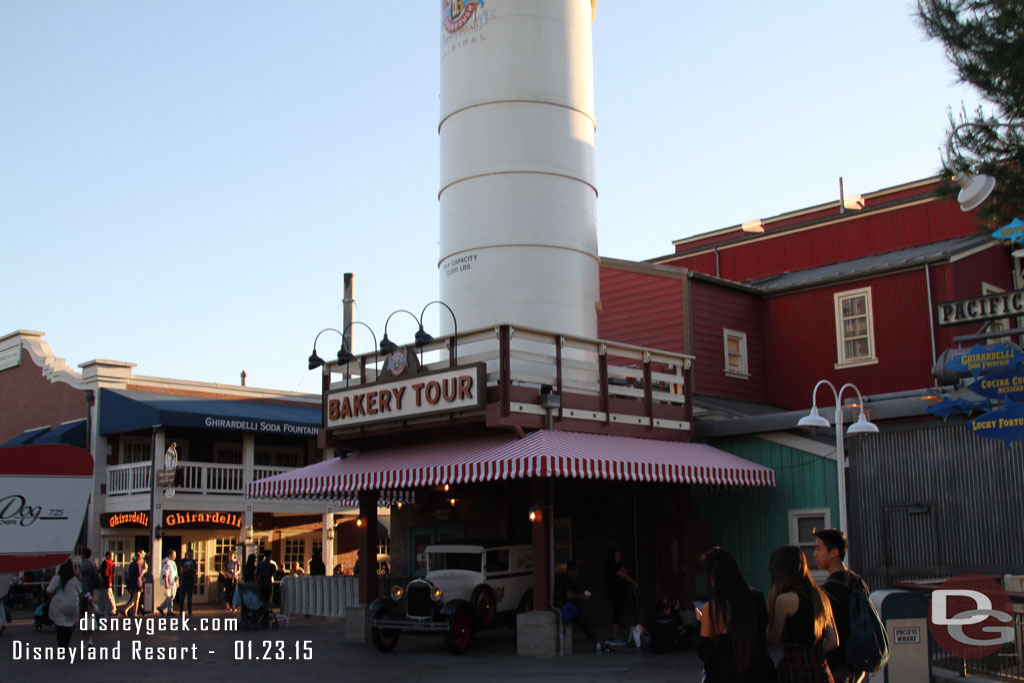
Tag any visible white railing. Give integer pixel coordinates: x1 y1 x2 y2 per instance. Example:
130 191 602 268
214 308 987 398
107 463 294 496
280 575 361 617
106 462 151 495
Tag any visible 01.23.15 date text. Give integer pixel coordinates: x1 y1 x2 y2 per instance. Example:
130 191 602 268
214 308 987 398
234 640 313 661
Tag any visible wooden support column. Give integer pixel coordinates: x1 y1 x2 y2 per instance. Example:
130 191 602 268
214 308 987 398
530 478 551 610
358 489 379 604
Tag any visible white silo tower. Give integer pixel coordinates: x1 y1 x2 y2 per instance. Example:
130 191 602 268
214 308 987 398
438 0 599 339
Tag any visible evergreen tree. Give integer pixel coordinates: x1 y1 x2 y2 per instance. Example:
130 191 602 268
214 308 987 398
917 0 1024 223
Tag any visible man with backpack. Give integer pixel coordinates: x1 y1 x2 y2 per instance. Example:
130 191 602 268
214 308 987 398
813 528 887 682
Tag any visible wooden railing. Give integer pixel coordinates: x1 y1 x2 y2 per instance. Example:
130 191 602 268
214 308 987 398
324 322 694 434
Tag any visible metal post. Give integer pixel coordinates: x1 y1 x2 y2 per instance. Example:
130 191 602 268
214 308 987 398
834 401 847 532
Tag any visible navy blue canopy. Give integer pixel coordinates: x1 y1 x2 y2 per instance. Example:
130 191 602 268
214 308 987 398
0 426 52 447
98 389 320 438
1 420 87 448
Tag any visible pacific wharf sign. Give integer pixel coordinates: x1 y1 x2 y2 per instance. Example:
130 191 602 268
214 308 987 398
327 363 486 430
937 289 1024 326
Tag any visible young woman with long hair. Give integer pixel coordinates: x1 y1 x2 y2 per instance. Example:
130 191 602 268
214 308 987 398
45 559 82 648
696 547 776 682
767 545 839 682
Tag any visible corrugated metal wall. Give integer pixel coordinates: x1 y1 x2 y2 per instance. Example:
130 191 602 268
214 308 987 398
598 267 686 354
692 436 838 594
667 196 982 283
763 269 937 409
849 423 1024 590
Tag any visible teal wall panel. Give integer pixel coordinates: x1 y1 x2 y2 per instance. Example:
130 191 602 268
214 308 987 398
692 436 838 594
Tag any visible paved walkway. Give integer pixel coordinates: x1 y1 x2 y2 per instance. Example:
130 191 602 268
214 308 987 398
2 604 706 682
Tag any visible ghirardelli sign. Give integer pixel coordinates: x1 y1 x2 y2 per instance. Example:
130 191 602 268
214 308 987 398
0 445 93 572
326 363 486 430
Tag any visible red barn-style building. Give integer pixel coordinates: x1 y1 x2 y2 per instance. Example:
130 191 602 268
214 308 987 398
598 176 1024 593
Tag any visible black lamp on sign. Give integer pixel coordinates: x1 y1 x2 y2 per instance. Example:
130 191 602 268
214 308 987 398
418 300 459 365
379 309 421 356
336 321 379 368
308 328 344 370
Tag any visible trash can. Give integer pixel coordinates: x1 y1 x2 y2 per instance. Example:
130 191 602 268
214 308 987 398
143 572 154 615
869 589 931 683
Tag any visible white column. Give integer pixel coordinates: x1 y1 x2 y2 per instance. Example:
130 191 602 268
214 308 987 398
242 434 255 557
150 428 165 611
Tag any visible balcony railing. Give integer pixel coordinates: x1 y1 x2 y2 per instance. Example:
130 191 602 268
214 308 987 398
106 462 293 496
324 322 695 437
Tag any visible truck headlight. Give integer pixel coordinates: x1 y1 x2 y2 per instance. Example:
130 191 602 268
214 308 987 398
390 585 404 600
431 587 443 602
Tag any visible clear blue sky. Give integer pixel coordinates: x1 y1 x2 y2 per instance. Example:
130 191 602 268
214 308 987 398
1 1 982 394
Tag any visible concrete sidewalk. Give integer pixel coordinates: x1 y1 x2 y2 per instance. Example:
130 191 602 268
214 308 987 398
1 604 706 682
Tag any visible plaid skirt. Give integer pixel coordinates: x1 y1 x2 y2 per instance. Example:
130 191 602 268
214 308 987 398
777 643 834 683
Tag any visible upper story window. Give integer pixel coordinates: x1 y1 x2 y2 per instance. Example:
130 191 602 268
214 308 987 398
121 439 151 464
723 329 749 379
834 287 877 368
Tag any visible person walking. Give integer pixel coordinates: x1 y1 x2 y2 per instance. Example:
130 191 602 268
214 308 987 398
695 547 776 681
603 547 638 647
124 550 147 617
46 560 82 648
178 550 198 617
814 528 871 683
158 549 178 616
222 551 239 611
96 551 116 617
768 546 838 682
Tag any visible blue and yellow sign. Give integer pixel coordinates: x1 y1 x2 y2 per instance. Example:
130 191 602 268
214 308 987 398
968 363 1024 401
969 399 1024 448
945 344 1024 377
991 217 1024 244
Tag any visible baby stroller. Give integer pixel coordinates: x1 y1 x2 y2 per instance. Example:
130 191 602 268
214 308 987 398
233 582 279 630
33 598 55 631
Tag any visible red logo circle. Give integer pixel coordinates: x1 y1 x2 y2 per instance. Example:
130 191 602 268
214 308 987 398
928 574 1015 659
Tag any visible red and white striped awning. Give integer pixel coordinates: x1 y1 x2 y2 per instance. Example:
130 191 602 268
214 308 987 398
247 431 776 500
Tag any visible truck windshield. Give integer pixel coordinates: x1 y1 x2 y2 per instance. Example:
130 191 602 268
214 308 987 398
428 552 480 571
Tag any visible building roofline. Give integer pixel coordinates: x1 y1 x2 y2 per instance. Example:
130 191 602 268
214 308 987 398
667 175 944 251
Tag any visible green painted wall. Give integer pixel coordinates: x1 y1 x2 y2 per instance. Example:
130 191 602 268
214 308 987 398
691 436 839 595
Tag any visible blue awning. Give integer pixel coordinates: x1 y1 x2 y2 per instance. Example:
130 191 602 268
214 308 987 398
99 389 320 438
33 419 87 446
0 426 51 447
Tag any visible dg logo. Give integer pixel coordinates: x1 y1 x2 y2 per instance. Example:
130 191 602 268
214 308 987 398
929 574 1015 659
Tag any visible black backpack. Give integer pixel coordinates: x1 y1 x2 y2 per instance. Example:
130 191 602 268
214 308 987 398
837 579 889 673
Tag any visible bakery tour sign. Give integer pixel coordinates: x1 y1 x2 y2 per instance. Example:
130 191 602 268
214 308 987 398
327 360 486 430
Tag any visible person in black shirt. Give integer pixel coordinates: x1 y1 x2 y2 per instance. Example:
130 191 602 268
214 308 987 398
556 560 611 653
308 550 326 576
813 528 870 683
696 547 775 681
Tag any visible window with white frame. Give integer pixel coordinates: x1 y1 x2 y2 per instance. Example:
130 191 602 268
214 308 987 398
284 538 305 573
214 444 242 464
255 446 302 469
723 329 749 378
121 438 151 464
834 287 876 367
789 508 831 581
